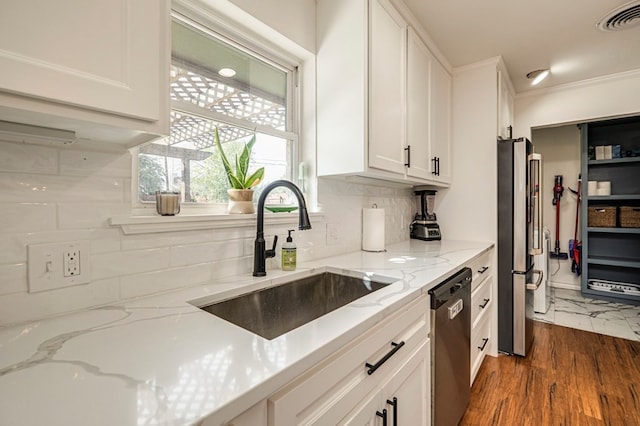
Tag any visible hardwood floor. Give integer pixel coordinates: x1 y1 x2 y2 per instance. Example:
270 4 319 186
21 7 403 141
460 321 640 426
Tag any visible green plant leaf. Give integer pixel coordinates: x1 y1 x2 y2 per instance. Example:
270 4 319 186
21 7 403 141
237 134 256 183
213 127 237 188
245 167 264 188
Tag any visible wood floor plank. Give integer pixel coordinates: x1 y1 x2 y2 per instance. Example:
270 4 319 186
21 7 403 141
460 322 640 425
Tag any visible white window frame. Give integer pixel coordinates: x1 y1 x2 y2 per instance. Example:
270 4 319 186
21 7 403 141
131 9 302 216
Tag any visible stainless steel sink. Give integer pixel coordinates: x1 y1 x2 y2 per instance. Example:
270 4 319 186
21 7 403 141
196 271 398 340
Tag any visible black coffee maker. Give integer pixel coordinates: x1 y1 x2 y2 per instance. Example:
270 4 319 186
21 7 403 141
410 190 441 241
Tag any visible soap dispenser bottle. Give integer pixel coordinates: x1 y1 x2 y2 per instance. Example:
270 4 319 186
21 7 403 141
281 229 297 271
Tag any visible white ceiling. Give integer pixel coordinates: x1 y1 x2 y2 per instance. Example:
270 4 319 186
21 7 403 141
403 0 640 93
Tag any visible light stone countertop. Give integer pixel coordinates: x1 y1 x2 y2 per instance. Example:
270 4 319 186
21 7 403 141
0 239 493 426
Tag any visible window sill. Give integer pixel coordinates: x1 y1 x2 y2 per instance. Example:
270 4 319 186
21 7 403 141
110 212 324 235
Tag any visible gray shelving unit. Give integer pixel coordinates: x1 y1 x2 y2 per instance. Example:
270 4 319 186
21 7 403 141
580 117 640 305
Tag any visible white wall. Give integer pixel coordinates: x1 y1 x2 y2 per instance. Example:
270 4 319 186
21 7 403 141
437 59 498 243
229 0 316 53
531 125 581 290
515 70 640 137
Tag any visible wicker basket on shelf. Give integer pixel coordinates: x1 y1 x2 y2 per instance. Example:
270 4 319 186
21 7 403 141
619 206 640 228
588 206 617 227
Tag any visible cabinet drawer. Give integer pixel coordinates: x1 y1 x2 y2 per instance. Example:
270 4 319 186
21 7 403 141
268 294 429 426
467 249 493 291
471 276 493 329
470 310 491 385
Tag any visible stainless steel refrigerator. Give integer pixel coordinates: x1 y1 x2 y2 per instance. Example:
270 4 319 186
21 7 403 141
497 137 543 356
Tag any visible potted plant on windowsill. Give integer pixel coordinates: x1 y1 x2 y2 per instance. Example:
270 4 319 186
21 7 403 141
214 127 264 214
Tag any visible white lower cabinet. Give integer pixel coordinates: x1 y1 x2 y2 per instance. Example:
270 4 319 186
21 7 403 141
341 340 430 425
468 248 495 385
267 294 430 425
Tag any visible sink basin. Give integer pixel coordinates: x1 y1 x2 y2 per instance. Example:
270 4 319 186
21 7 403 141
196 271 398 340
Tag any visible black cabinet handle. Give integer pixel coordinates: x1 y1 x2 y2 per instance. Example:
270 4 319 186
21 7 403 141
478 337 489 351
479 298 490 309
376 409 387 426
436 157 440 176
365 341 405 375
431 157 437 175
478 266 489 274
404 145 411 168
386 397 397 426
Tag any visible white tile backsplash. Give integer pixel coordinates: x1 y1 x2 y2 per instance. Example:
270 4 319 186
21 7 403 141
0 142 58 174
0 202 57 233
0 141 414 327
0 263 27 295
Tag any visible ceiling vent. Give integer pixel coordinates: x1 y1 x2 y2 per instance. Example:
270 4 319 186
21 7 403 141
597 0 640 31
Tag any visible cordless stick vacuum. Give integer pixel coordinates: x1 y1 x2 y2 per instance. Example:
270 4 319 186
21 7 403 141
550 175 569 259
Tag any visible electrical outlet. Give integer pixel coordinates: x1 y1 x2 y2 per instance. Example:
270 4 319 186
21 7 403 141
326 223 340 245
63 248 80 277
28 241 90 292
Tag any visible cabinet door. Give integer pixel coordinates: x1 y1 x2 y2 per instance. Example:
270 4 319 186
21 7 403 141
368 0 407 175
340 340 430 426
0 0 166 122
430 59 451 183
406 28 433 180
498 69 514 139
382 340 430 426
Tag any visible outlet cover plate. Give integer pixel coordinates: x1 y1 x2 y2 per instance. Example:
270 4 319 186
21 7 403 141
28 241 90 292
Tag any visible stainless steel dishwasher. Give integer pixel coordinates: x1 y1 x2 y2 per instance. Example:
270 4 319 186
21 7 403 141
429 267 472 426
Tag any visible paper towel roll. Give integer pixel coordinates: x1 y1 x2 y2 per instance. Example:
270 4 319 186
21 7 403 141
597 181 611 196
362 207 385 252
588 181 598 196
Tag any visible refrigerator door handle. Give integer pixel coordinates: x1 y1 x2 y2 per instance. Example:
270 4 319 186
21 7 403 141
526 269 544 290
528 153 543 255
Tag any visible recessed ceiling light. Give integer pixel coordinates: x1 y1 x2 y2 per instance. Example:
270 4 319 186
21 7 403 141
218 68 236 77
526 69 550 86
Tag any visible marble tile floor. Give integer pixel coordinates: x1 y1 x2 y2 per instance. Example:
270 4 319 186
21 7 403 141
534 287 640 342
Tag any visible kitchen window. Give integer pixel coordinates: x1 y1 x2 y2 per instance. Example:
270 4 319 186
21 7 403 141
136 14 299 211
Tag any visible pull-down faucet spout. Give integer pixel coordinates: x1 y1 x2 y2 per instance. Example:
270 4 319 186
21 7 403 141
253 180 311 277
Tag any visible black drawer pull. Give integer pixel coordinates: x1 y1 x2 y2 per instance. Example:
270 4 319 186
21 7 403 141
479 298 490 309
387 397 398 426
365 341 405 375
478 337 489 351
404 145 411 168
478 266 489 274
376 409 387 426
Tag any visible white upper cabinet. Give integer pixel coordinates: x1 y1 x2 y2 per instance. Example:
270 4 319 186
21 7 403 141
368 0 407 175
406 28 432 180
498 68 515 139
429 57 452 183
406 28 451 184
317 0 451 187
0 0 170 147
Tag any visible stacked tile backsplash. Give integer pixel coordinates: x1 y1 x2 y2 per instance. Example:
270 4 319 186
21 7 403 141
0 140 414 327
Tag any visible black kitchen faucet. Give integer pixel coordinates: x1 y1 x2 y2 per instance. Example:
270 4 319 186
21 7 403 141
253 180 311 276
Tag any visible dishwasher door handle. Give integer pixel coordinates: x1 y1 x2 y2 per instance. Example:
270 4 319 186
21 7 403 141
365 341 405 375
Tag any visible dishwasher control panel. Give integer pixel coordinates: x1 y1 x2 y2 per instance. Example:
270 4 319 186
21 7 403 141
448 299 464 320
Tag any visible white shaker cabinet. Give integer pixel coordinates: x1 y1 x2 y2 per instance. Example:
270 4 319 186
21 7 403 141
317 0 407 181
0 0 170 147
317 0 451 187
368 0 407 175
341 340 430 425
268 294 430 425
467 248 494 384
406 28 451 184
406 28 432 181
429 58 452 183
